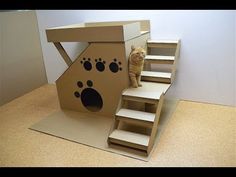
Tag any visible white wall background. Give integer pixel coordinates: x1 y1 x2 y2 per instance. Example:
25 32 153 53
235 14 236 106
36 10 236 106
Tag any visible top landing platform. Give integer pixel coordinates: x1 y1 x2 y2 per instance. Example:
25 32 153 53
46 20 150 43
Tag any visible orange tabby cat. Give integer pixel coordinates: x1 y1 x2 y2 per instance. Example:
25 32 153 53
128 45 146 88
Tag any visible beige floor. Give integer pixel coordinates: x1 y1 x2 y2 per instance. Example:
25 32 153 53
0 84 235 167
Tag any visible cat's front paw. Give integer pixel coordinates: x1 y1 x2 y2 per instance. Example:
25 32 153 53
131 84 138 88
138 83 142 87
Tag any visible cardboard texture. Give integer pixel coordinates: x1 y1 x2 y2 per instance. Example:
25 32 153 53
30 92 178 161
56 42 129 117
30 20 181 159
55 23 150 117
46 22 141 42
85 20 150 31
0 11 47 106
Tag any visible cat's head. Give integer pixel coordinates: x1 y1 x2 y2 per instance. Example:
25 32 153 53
130 45 146 62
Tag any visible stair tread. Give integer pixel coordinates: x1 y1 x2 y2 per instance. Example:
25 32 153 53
109 129 150 146
147 39 179 44
145 55 175 61
141 31 149 35
123 88 162 100
141 71 171 79
122 81 171 100
116 108 155 122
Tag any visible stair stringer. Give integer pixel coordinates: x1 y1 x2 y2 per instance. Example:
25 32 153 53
170 40 181 83
147 92 165 154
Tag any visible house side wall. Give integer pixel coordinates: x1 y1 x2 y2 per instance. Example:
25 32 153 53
56 42 128 117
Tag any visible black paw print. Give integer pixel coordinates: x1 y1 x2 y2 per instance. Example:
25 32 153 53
80 58 92 71
74 80 103 112
95 58 106 72
109 58 122 73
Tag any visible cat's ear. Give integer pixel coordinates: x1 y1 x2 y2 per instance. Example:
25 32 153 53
131 45 135 51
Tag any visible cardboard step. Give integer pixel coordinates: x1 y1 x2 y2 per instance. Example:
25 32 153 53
116 108 155 127
141 31 149 35
122 88 161 104
147 40 179 48
141 71 171 83
145 55 175 64
108 129 150 151
122 81 171 104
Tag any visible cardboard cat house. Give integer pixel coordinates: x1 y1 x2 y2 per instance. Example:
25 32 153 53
31 20 180 160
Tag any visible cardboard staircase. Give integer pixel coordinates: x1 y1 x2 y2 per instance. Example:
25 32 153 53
45 20 180 157
108 39 180 155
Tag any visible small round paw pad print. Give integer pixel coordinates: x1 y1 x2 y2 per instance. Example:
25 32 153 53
95 58 106 72
80 58 92 71
109 58 122 73
74 80 103 112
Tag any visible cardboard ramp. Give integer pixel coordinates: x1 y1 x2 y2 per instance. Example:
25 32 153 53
30 97 178 162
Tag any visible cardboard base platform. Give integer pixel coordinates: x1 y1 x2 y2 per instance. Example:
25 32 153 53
30 98 178 161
